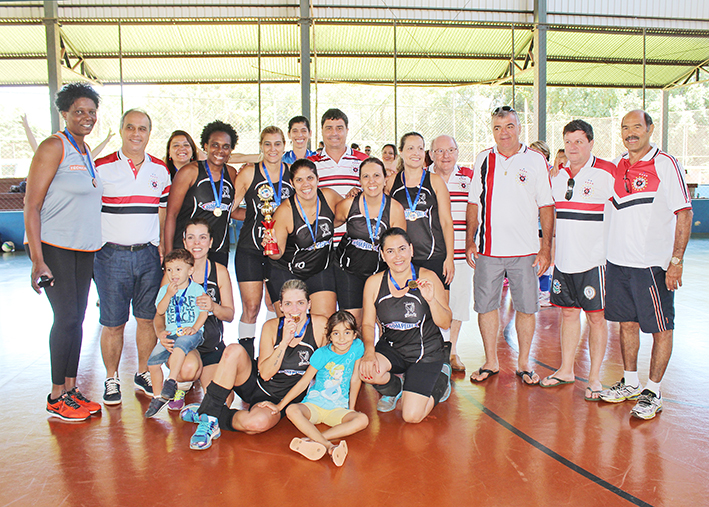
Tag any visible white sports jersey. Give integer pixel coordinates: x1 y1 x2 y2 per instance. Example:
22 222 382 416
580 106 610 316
95 150 171 246
551 156 615 273
430 163 472 261
608 144 691 269
468 144 554 257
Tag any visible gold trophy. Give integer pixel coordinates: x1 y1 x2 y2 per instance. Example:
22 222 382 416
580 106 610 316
258 185 279 256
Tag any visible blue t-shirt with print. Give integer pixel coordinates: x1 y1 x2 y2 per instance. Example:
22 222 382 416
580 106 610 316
303 339 364 411
155 280 206 333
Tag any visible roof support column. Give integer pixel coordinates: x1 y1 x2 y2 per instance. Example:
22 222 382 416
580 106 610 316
299 0 311 122
393 20 398 144
44 0 61 132
533 0 547 141
661 89 670 152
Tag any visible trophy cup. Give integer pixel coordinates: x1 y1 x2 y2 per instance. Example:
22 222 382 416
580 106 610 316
258 185 279 256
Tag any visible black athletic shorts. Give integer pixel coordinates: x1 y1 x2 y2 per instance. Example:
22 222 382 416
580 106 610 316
413 257 450 290
199 343 225 367
235 248 270 283
375 339 444 397
334 265 366 309
550 265 605 312
208 250 229 268
604 262 674 334
266 264 337 303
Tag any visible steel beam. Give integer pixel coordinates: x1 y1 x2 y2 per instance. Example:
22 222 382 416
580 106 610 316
533 0 547 141
44 0 61 132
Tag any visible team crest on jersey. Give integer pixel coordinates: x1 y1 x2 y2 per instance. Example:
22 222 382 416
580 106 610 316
150 173 159 189
418 193 427 205
583 286 596 300
282 187 291 200
552 279 561 294
517 168 528 184
582 179 593 197
319 223 330 236
298 350 310 366
295 261 306 270
404 302 417 318
222 187 231 199
631 173 649 192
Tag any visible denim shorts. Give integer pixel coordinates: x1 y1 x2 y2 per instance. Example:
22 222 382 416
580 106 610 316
94 243 163 327
148 329 205 366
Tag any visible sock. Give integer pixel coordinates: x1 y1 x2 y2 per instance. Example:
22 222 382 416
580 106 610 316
218 405 239 431
266 310 276 321
431 369 450 405
374 374 403 397
645 380 661 397
440 327 451 342
624 371 640 387
238 321 257 339
198 382 231 418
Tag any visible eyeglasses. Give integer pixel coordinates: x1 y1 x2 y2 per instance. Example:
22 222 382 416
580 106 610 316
623 168 633 194
564 178 575 200
492 105 516 116
433 148 458 156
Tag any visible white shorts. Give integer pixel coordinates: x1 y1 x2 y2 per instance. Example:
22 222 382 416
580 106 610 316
449 260 473 322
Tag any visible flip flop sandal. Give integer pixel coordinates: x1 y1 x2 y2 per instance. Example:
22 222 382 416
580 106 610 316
516 370 540 385
470 368 499 383
290 437 327 461
540 375 575 388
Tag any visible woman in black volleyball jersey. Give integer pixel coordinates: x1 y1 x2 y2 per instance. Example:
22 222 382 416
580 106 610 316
390 132 455 289
164 121 239 267
266 159 343 318
181 279 326 450
360 228 452 423
334 157 406 325
229 126 294 354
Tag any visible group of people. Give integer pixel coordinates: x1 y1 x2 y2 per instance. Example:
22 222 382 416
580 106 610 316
24 82 691 463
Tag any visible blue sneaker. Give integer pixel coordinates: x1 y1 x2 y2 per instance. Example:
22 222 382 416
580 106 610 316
376 376 404 413
180 403 201 423
439 363 452 403
190 414 221 450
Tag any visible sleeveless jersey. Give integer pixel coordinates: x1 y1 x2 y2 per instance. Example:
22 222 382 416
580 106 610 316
257 316 319 400
195 259 224 355
238 164 294 252
173 161 235 257
335 194 392 280
391 170 446 261
375 267 445 363
275 190 335 278
40 132 103 251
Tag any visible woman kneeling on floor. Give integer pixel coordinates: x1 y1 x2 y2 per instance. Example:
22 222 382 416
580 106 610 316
181 279 326 450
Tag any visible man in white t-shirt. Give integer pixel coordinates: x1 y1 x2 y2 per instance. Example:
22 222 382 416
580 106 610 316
429 134 473 372
599 110 692 420
465 106 554 385
540 120 614 401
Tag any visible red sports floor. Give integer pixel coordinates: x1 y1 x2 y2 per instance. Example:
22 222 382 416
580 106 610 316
1 239 707 507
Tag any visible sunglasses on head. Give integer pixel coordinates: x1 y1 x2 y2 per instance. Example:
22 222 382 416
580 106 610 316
492 105 516 116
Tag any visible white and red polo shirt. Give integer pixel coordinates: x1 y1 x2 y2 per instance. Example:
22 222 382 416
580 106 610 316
308 147 366 197
551 155 615 273
608 144 692 269
430 163 473 262
468 143 554 257
95 149 171 246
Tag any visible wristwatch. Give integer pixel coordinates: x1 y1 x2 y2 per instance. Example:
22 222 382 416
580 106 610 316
670 256 683 266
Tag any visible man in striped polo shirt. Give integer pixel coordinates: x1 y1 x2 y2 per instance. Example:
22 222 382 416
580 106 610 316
600 110 692 420
429 134 473 372
94 109 171 406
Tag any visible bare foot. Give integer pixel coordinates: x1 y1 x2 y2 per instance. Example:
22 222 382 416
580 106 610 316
290 437 327 461
330 440 348 467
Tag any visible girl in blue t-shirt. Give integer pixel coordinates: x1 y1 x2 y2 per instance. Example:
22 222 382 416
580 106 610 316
260 311 368 466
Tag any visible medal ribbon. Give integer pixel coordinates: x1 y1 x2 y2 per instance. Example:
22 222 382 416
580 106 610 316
204 160 224 213
262 162 284 206
173 283 190 329
63 129 96 182
389 264 416 291
202 260 209 293
362 194 386 246
295 316 311 339
402 169 426 213
295 194 319 244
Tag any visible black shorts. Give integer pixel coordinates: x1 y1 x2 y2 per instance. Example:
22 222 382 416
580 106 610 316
375 339 444 397
266 264 337 303
235 248 270 283
199 343 225 367
334 265 366 309
208 250 229 268
604 262 675 334
413 257 450 290
550 265 605 312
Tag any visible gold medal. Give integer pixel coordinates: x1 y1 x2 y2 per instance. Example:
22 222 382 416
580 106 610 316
213 208 223 217
176 327 186 336
291 314 301 323
407 280 419 289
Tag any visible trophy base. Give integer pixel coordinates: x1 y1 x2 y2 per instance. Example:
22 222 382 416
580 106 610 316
264 244 279 256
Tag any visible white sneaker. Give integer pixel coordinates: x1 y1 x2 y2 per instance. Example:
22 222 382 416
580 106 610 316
631 390 663 420
599 378 643 403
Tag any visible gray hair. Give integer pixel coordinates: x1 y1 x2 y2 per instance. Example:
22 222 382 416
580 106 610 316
120 108 152 132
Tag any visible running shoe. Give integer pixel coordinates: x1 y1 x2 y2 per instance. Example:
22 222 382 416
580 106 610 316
180 403 201 423
168 389 186 411
161 378 177 400
47 393 91 421
103 376 121 406
631 390 663 420
376 376 404 413
145 397 169 418
67 387 101 414
599 378 643 403
439 363 452 403
190 414 221 450
134 371 153 396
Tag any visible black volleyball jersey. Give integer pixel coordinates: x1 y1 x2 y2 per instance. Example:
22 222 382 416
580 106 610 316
174 161 235 257
375 267 445 363
336 194 392 280
196 259 225 355
275 190 335 278
391 170 446 261
257 316 319 400
238 164 294 252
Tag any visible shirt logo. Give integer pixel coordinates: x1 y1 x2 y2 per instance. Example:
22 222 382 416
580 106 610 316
632 173 649 192
552 279 562 294
298 350 310 366
319 223 330 236
418 193 427 205
584 286 596 300
404 302 417 318
222 187 231 199
150 173 159 189
518 168 528 184
69 164 85 171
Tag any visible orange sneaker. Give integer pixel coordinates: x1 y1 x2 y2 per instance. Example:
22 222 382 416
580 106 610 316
47 393 91 421
68 387 101 414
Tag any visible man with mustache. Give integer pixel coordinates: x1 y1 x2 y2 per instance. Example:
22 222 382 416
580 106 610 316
600 110 692 420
